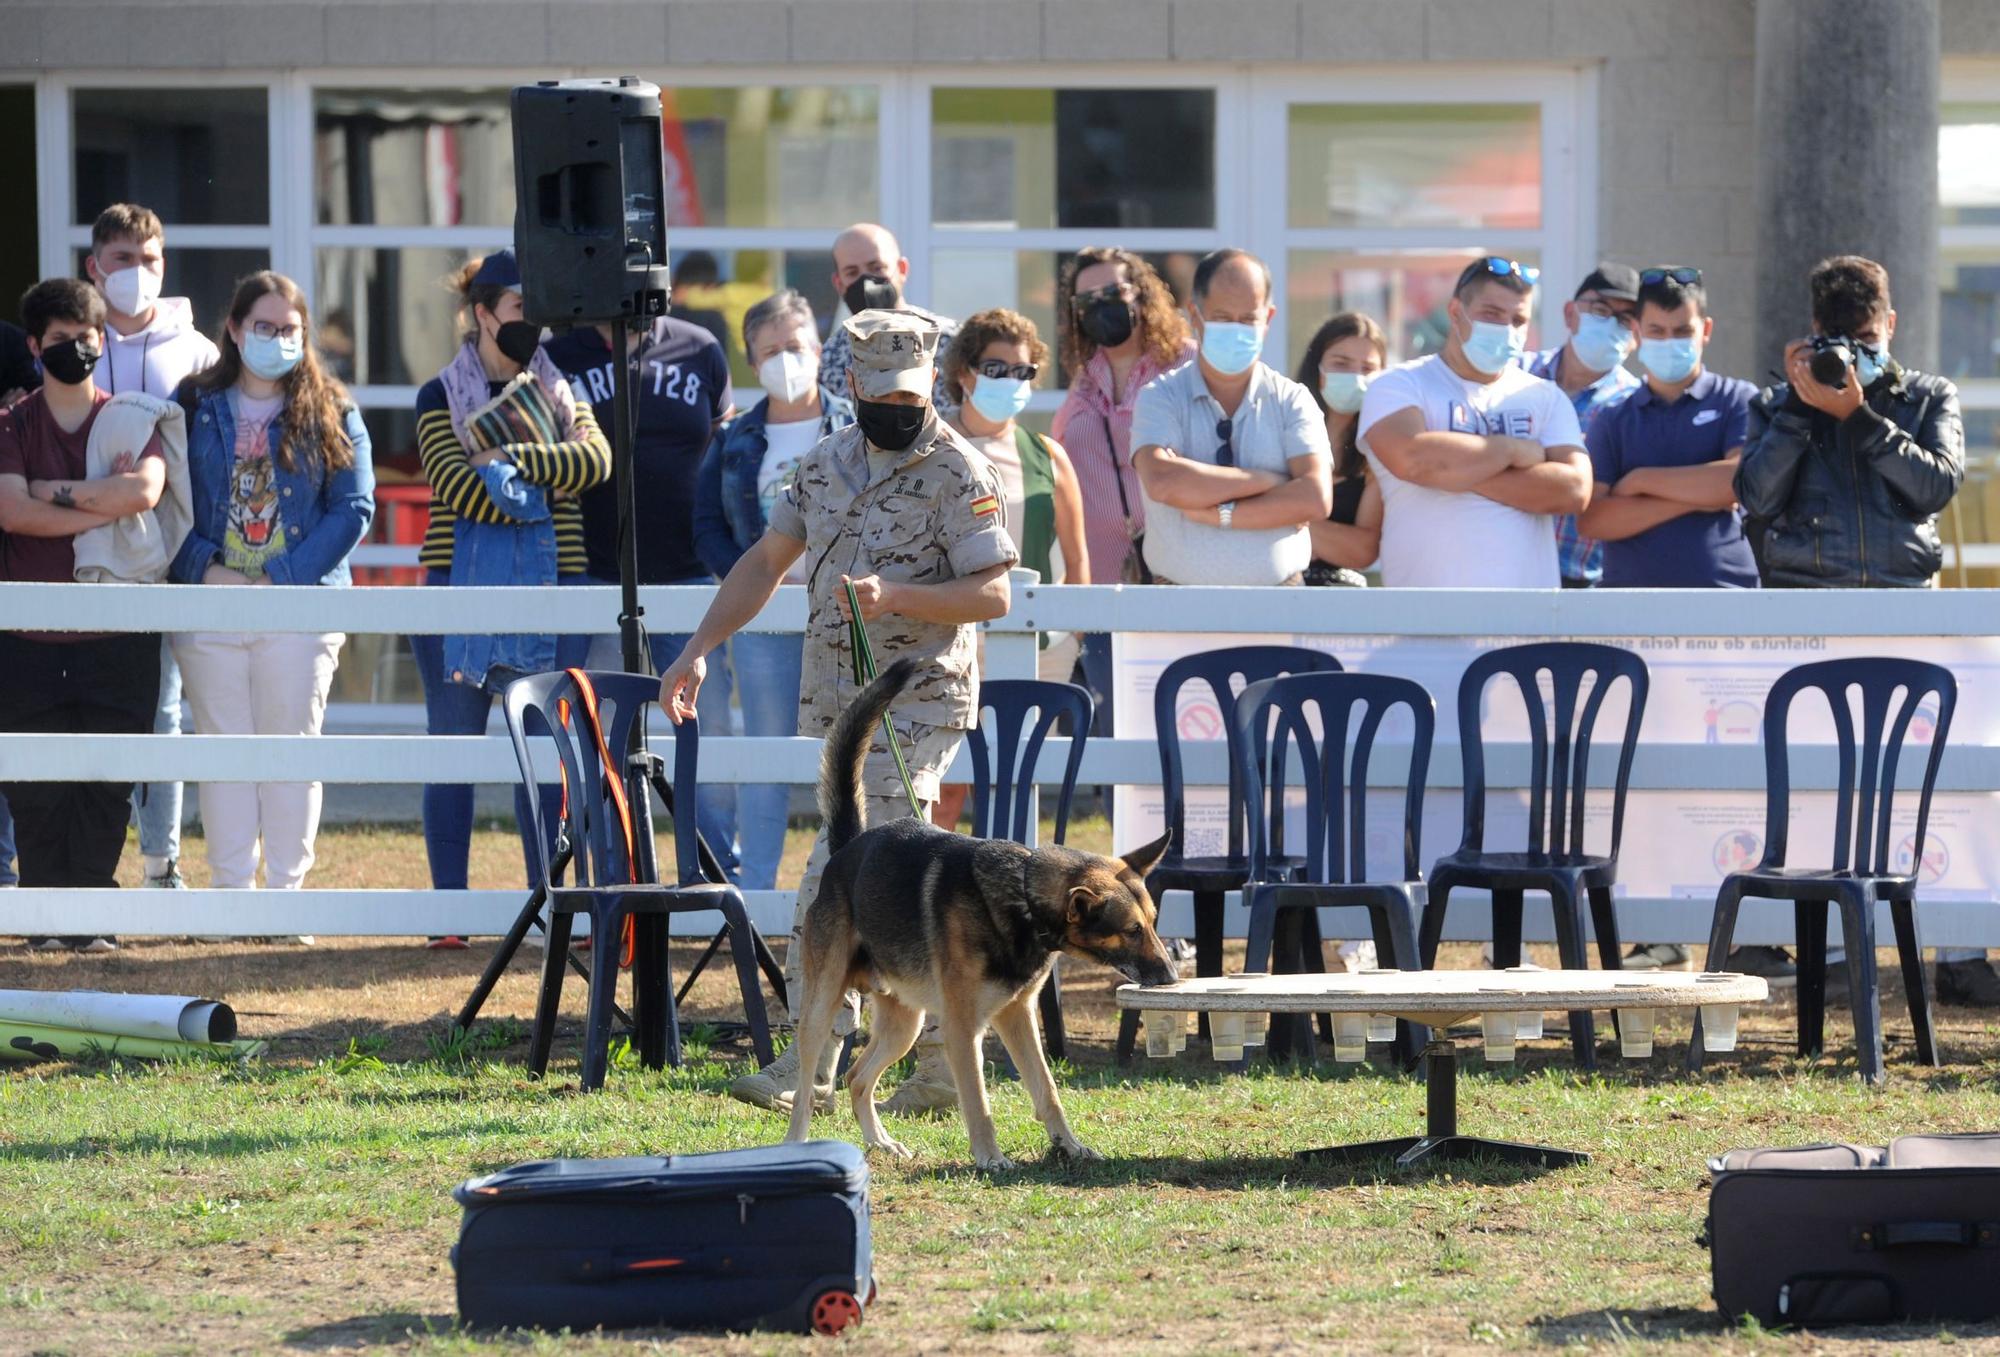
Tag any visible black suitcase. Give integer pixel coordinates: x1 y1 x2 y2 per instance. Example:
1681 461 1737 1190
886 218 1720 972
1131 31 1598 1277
1704 1133 2000 1327
452 1140 874 1335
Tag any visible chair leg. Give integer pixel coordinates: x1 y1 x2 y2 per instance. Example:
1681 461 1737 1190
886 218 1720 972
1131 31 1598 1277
1243 888 1280 976
718 895 776 1068
1546 878 1596 1069
579 907 625 1093
1490 888 1525 970
528 909 573 1078
1301 910 1334 1044
1839 891 1884 1085
1039 957 1068 1062
1193 890 1225 1042
1375 897 1429 1067
630 912 666 1070
1266 911 1306 1063
1688 878 1746 1073
1418 878 1453 968
1587 886 1623 974
1796 902 1828 1060
1889 897 1939 1067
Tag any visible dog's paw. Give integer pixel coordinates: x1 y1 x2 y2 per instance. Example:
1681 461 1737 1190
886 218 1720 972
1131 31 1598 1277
864 1134 914 1160
1051 1139 1102 1163
973 1149 1018 1174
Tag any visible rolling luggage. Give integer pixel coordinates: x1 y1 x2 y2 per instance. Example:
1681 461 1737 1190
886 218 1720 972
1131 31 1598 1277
453 1140 874 1335
1704 1133 2000 1327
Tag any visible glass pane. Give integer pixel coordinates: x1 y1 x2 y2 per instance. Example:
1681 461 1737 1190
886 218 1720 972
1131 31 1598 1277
315 88 514 227
1287 103 1540 231
73 87 269 225
931 89 1214 229
357 406 421 479
663 87 878 228
929 248 1196 389
1940 250 2000 381
1285 248 1544 370
1941 104 2000 228
73 246 266 344
670 247 835 385
316 246 484 388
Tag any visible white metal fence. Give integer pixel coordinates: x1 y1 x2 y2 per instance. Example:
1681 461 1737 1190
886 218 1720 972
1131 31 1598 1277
3 573 1997 949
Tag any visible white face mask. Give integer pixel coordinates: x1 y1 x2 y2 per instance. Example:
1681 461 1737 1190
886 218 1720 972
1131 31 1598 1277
99 262 162 318
758 349 818 404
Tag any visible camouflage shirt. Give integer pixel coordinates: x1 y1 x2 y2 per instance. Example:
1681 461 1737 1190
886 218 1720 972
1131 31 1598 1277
767 418 1018 732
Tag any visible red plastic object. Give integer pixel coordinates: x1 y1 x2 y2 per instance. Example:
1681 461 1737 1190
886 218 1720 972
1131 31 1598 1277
811 1288 864 1336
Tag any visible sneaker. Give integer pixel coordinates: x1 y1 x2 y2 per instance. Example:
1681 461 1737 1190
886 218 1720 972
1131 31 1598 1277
27 936 69 952
1479 943 1544 969
425 936 470 951
1335 939 1378 972
1622 943 1692 971
1936 958 2000 1007
880 1047 959 1117
729 1041 836 1113
1724 945 1796 987
1166 938 1196 965
260 935 315 946
78 937 117 954
143 862 186 890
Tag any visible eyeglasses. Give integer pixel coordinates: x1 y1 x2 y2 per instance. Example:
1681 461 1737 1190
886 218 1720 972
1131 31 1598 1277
977 359 1038 382
1640 266 1703 288
249 321 303 341
1214 417 1235 468
1074 284 1134 310
1458 256 1540 291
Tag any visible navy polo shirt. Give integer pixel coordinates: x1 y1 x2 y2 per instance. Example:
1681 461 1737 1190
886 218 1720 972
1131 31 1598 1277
1586 368 1760 588
544 317 734 583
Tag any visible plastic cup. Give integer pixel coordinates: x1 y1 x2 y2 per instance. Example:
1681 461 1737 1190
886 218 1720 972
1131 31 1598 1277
1366 1012 1397 1044
1481 1012 1517 1063
1210 1010 1246 1062
1334 1013 1368 1063
1619 1007 1656 1059
1168 1007 1189 1055
1515 1010 1545 1041
1700 1003 1740 1053
1145 1013 1175 1058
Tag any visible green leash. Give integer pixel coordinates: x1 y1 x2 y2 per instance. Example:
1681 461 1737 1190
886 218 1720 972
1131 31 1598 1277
845 578 926 819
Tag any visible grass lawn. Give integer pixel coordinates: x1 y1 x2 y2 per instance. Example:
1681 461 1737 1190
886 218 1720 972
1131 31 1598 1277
4 822 2000 1355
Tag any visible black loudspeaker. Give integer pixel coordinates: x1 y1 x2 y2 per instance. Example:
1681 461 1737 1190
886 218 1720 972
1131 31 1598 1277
511 78 673 325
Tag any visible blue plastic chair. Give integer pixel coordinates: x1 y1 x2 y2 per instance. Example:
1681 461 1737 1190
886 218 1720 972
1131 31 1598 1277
965 679 1095 1060
1114 645 1340 1065
504 671 773 1092
1687 658 1955 1084
1420 642 1649 1069
1235 672 1434 1067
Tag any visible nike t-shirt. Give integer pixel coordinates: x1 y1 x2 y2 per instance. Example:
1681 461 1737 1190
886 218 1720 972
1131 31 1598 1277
1358 354 1584 588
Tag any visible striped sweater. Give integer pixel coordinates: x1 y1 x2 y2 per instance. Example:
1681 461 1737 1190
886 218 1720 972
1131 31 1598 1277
414 375 612 575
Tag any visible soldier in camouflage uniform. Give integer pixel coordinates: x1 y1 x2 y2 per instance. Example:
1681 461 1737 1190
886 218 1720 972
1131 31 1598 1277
659 308 1018 1115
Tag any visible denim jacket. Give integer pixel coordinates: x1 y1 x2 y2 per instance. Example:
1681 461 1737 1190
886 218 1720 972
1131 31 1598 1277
444 464 557 688
693 393 852 578
169 387 375 586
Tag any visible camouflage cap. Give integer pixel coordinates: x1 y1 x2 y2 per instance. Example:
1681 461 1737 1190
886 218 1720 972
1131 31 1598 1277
843 308 938 399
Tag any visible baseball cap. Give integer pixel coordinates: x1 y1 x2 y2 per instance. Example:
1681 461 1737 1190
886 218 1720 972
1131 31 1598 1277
471 248 523 292
1576 262 1640 303
843 308 938 399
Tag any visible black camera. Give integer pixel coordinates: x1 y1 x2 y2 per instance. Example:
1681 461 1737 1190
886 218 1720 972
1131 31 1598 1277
1806 334 1855 389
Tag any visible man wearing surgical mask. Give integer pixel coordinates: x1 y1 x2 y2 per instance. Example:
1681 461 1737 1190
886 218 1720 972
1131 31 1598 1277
817 223 959 413
1130 248 1333 586
1525 264 1644 588
84 203 218 895
1359 256 1590 588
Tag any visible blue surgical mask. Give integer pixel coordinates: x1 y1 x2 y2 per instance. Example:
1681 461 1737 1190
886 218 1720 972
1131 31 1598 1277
1320 370 1370 414
1461 319 1527 376
968 373 1032 425
1637 336 1701 385
1570 312 1633 373
1856 343 1890 388
242 330 303 381
1199 319 1264 376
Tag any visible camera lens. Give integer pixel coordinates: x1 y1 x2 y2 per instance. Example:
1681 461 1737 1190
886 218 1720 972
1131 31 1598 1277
1808 343 1852 388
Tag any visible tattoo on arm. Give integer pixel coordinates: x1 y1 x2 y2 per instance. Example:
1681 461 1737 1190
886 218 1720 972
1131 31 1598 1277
51 484 75 509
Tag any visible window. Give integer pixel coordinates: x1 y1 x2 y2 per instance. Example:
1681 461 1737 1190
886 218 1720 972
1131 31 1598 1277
1286 103 1541 231
1284 248 1544 369
316 88 514 227
663 86 879 228
73 87 269 225
1940 95 2000 567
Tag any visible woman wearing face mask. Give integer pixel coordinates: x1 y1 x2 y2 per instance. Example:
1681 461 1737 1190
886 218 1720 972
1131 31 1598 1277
1294 313 1387 586
411 250 611 946
1050 248 1191 725
691 290 851 892
169 272 373 924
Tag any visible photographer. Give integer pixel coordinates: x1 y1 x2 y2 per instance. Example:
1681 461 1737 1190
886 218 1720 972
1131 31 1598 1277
1734 256 1988 1005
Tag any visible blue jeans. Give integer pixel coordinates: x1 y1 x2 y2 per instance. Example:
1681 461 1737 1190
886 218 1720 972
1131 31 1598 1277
0 791 15 887
131 636 184 863
730 631 803 891
413 570 591 892
584 588 739 881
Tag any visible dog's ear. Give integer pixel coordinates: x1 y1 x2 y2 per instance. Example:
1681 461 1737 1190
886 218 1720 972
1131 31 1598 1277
1066 886 1102 927
1119 831 1172 880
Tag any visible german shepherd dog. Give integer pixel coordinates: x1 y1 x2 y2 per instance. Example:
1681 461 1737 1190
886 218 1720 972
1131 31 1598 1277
785 658 1178 1170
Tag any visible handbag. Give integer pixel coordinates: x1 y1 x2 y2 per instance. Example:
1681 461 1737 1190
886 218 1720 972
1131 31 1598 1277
1101 414 1152 585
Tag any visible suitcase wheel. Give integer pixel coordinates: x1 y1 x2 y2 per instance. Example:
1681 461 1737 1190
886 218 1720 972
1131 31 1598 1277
812 1288 864 1336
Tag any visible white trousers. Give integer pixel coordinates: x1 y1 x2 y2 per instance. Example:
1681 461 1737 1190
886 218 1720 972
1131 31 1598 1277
172 630 345 890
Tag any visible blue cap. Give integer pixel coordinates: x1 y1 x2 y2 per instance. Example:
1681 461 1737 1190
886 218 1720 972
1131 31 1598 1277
470 248 522 291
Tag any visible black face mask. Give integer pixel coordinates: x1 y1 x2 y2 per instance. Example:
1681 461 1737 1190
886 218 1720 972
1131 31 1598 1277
855 398 928 453
843 274 901 317
39 336 101 386
493 319 543 366
1078 297 1135 349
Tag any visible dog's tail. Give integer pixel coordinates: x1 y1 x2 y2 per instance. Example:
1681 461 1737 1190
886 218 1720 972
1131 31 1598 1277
818 656 921 856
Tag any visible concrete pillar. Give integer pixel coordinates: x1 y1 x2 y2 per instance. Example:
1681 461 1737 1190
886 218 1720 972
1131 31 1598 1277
1753 0 1940 372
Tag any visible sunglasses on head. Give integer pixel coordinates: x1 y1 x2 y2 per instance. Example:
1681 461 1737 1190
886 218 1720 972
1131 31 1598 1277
1457 256 1540 291
1641 266 1703 287
977 358 1038 382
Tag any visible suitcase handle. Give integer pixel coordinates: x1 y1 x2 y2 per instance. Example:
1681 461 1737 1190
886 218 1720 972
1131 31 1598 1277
1852 1220 2000 1251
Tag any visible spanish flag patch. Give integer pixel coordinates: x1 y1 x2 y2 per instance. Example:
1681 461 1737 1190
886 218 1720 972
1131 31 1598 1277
970 493 1000 518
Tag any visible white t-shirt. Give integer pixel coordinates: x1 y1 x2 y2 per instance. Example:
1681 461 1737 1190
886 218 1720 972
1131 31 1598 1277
1357 355 1584 588
759 418 820 583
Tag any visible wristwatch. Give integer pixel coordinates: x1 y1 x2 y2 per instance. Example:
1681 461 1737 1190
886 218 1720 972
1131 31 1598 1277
1218 501 1235 530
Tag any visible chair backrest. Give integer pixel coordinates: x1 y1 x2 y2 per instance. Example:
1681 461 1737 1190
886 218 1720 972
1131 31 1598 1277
1234 672 1436 885
965 680 1094 846
1455 642 1649 860
503 670 707 889
1155 645 1340 864
1758 657 1957 876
